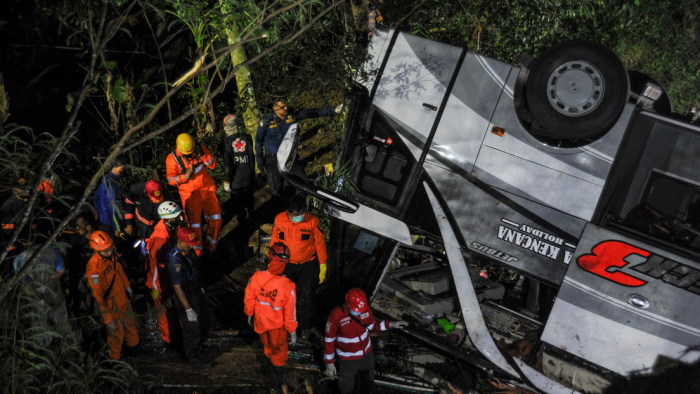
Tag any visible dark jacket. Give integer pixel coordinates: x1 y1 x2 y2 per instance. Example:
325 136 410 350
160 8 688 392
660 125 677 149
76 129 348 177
124 181 173 239
255 107 335 165
222 133 256 189
94 173 124 231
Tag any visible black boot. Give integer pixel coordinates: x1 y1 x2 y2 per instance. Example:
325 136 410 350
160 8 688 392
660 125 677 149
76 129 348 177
266 363 285 392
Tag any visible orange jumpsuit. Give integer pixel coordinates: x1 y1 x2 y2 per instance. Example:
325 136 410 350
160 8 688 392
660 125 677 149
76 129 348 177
244 270 298 366
165 145 222 253
145 220 179 343
86 253 139 359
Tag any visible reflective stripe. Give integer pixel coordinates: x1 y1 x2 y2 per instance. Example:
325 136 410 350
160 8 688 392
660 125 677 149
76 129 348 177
367 322 375 330
124 213 134 219
337 331 368 343
191 223 202 228
125 197 134 204
206 236 218 244
292 290 297 322
258 300 283 310
380 321 387 330
136 210 155 226
194 164 204 174
2 223 15 229
152 265 159 291
194 246 203 250
167 176 179 184
204 214 222 220
325 336 336 342
324 353 335 360
203 157 213 166
336 348 365 358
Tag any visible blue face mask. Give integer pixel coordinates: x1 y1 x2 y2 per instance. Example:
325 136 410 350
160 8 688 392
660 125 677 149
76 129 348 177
291 213 305 223
349 310 361 316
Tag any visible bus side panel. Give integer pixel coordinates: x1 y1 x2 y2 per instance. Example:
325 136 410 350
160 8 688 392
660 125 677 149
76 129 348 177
542 224 700 376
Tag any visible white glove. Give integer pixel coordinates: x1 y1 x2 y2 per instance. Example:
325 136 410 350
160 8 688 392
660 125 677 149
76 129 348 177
335 104 344 114
289 331 297 346
126 287 133 299
389 320 408 329
247 315 254 327
223 181 231 192
186 308 198 322
325 363 337 377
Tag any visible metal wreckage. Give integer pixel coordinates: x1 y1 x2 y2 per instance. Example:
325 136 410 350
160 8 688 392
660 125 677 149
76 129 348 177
277 26 700 394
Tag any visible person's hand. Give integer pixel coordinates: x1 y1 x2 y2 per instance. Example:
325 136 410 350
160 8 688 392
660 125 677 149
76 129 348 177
257 161 265 174
289 331 297 346
325 363 337 377
185 165 195 179
247 315 254 327
335 104 344 114
151 289 160 301
319 264 327 284
186 308 198 322
106 321 117 334
389 321 408 329
125 287 133 299
223 181 231 192
125 225 134 235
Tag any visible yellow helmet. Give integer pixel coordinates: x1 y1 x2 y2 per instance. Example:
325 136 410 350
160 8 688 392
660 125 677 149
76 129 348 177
176 133 195 154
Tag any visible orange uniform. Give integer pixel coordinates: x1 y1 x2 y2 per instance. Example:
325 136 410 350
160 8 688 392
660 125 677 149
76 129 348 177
244 270 297 366
270 212 327 265
145 220 179 343
86 253 139 359
165 145 222 253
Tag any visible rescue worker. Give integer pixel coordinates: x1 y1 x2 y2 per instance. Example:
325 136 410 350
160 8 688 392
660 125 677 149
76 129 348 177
165 227 212 365
221 114 256 220
67 211 99 316
166 133 222 254
86 230 140 360
270 196 327 339
14 237 72 347
244 242 298 392
324 288 408 394
124 179 172 240
255 100 343 197
145 201 185 345
94 155 127 235
1 175 32 242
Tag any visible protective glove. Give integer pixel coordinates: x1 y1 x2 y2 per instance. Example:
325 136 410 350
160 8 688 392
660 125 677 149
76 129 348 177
335 104 344 114
151 289 160 301
247 315 254 327
289 331 297 346
186 308 198 322
319 264 327 284
223 181 231 192
106 321 117 334
257 161 266 174
325 363 337 377
389 320 409 329
125 287 133 299
125 225 134 235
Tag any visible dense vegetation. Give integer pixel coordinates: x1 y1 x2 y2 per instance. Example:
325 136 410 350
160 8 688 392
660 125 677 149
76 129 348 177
0 0 698 392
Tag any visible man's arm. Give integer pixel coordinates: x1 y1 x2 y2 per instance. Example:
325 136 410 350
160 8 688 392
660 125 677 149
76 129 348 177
123 184 139 233
255 121 267 168
311 216 328 265
221 138 234 183
173 284 191 310
243 276 257 316
200 144 216 170
323 310 339 364
283 281 298 333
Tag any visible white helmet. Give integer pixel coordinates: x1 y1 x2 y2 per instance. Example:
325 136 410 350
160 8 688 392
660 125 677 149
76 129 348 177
158 201 182 219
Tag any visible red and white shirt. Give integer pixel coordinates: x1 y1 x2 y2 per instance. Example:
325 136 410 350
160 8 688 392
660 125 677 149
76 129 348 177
324 304 389 363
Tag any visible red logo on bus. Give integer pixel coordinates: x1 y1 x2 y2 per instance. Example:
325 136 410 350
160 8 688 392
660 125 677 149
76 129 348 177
577 241 649 286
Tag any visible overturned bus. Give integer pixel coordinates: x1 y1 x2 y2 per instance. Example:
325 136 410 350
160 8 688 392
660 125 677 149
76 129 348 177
278 27 700 393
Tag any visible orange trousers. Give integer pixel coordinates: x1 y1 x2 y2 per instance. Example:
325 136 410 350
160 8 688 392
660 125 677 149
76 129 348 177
106 306 139 360
182 189 222 254
154 295 180 344
260 327 289 366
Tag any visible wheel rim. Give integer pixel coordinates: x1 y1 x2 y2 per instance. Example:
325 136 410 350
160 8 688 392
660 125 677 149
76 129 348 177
546 60 605 117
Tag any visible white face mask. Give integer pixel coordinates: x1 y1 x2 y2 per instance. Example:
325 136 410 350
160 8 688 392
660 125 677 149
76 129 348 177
349 310 361 316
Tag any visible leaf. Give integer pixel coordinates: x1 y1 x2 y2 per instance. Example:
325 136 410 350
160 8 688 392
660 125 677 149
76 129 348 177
66 94 74 113
111 75 128 103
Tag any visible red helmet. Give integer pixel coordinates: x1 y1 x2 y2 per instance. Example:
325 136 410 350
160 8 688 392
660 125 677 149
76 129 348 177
89 230 113 252
345 288 369 313
269 242 291 263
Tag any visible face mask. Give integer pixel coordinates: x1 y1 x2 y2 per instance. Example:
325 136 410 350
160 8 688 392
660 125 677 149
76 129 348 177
291 214 305 223
349 310 361 316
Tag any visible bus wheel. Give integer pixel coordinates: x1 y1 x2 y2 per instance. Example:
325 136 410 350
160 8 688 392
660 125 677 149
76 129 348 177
525 40 629 141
